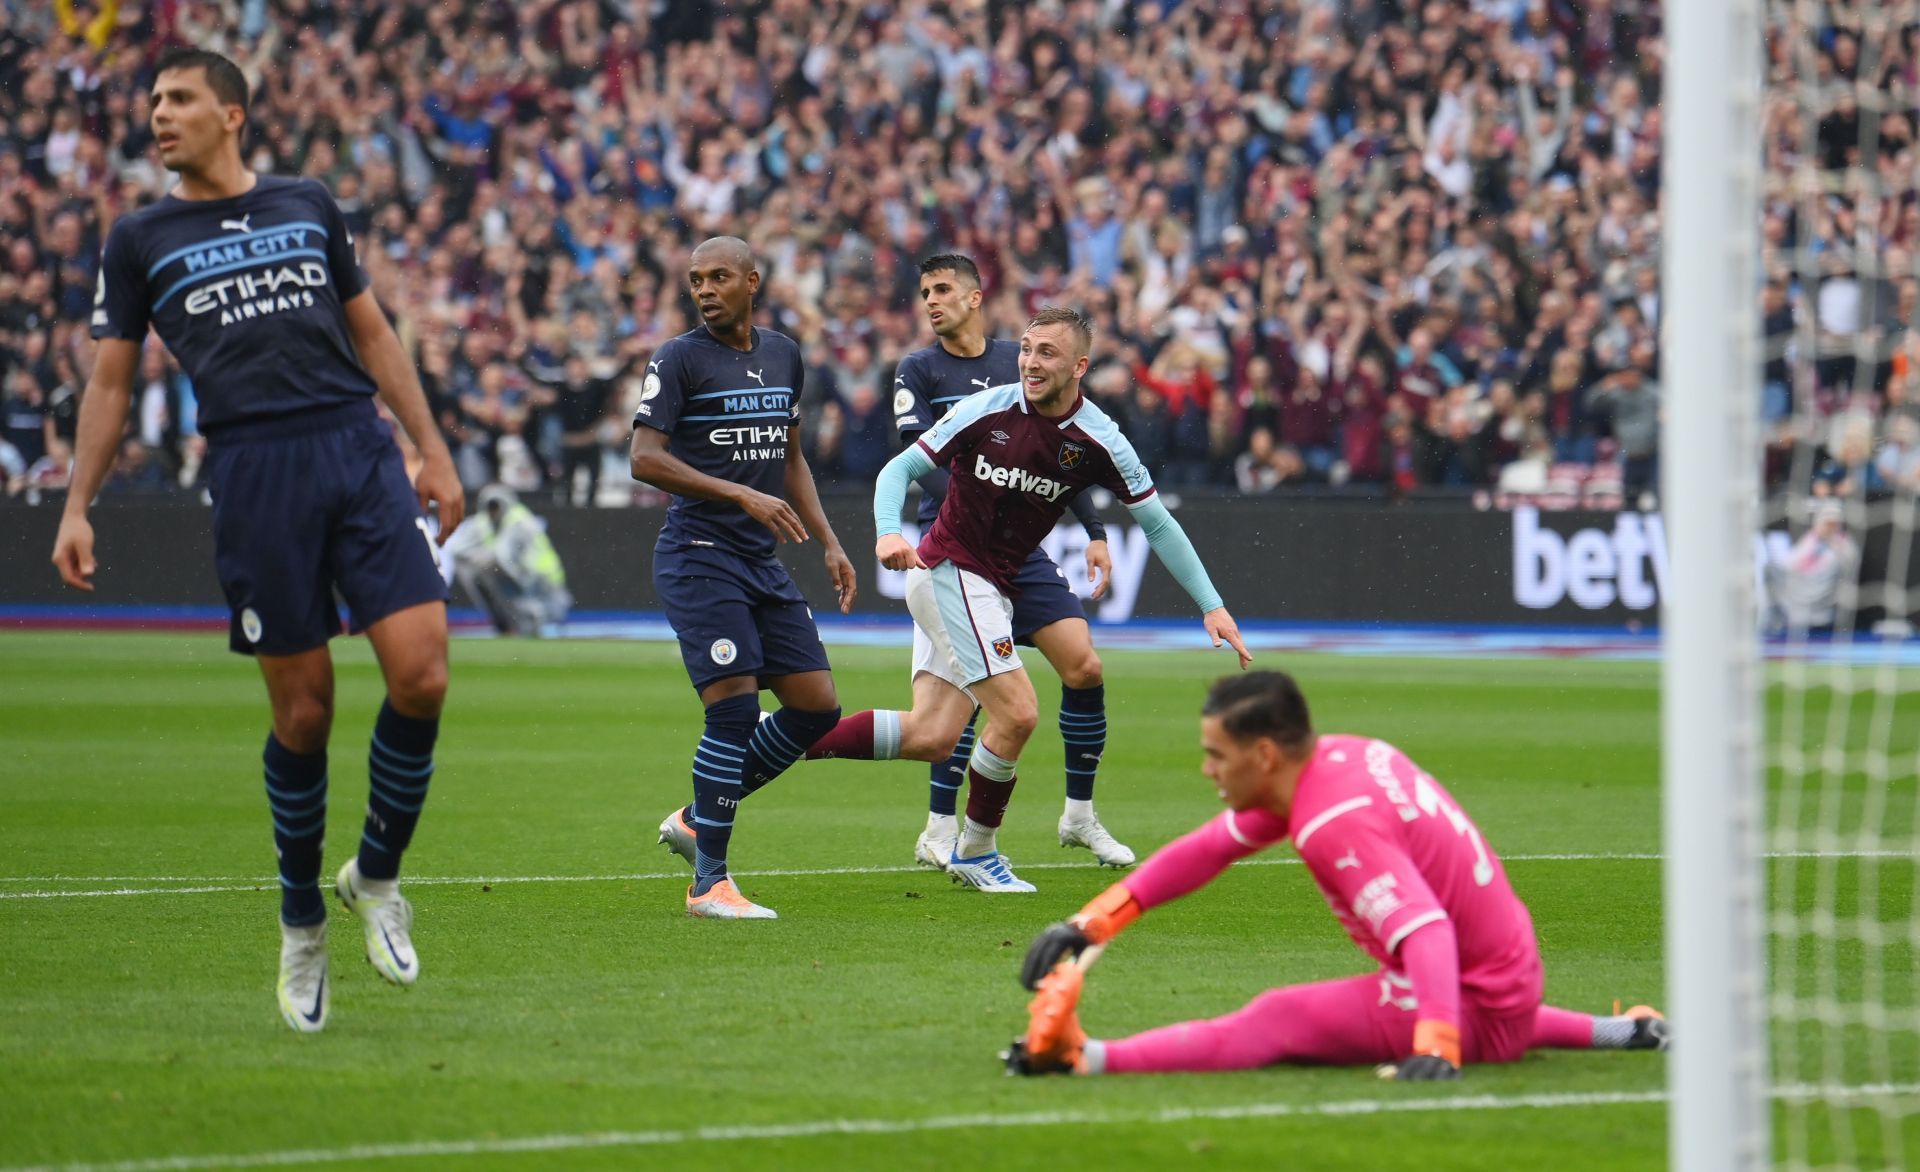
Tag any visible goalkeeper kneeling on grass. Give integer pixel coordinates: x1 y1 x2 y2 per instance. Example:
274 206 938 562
1007 670 1668 1079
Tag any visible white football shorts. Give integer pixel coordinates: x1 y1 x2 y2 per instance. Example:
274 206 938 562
905 561 1023 698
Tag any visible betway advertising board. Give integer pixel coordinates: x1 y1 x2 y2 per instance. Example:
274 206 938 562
5 498 1911 627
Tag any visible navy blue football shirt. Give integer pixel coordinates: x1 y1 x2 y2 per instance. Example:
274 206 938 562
892 337 1021 524
634 325 806 560
91 175 376 433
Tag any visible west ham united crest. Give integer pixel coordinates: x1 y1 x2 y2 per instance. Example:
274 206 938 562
1058 441 1086 469
992 636 1015 660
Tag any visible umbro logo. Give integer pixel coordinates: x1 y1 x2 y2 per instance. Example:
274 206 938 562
971 378 991 390
990 430 1010 444
746 368 765 386
220 214 252 233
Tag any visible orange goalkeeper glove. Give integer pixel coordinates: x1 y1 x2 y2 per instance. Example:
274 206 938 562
1018 884 1142 990
1395 1020 1462 1081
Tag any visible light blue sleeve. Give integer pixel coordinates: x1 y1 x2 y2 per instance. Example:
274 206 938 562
874 443 937 538
1126 496 1225 614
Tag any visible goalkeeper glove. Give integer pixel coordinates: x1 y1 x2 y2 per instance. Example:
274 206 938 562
1018 884 1143 990
1395 1020 1462 1081
1020 922 1090 990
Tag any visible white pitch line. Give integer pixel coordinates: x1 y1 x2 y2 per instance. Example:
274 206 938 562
0 1090 1667 1172
9 1083 1920 1172
4 848 1916 902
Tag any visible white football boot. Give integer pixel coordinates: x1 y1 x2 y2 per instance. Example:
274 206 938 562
335 859 418 986
915 815 958 870
947 849 1037 893
276 919 329 1033
1058 812 1137 868
657 806 698 868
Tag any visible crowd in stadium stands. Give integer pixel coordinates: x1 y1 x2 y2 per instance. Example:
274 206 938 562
0 0 1912 509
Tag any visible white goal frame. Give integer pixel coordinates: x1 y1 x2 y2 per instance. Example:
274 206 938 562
1661 0 1770 1167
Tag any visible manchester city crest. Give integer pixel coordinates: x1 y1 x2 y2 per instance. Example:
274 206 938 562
1058 441 1086 469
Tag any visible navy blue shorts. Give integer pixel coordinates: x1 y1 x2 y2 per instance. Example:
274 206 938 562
654 544 832 691
204 401 447 657
1010 550 1088 645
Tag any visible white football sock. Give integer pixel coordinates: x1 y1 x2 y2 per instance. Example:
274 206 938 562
957 816 997 859
1079 1039 1107 1075
925 811 958 835
1063 798 1095 824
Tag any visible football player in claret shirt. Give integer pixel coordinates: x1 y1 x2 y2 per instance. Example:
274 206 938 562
635 236 856 921
806 307 1251 893
892 255 1133 872
52 49 463 1033
1007 670 1669 1078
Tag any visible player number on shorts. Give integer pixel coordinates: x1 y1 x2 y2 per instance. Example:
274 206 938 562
1412 773 1496 887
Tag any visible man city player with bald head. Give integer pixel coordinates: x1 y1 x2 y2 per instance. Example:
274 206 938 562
52 49 463 1032
637 235 857 921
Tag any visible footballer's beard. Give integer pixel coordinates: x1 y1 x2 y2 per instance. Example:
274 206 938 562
1027 373 1073 412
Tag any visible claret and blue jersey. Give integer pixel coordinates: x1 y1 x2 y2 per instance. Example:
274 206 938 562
891 337 1022 526
91 174 377 433
913 384 1155 595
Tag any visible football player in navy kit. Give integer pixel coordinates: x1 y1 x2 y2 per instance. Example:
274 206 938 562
891 256 1135 871
635 236 856 920
51 50 462 1032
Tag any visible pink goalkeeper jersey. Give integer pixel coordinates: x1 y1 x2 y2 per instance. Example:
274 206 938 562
1227 735 1542 1015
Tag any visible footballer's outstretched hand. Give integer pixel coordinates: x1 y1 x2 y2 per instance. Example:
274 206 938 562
1020 883 1145 988
741 489 810 543
416 452 465 542
824 544 858 612
1085 538 1112 601
876 532 927 571
51 514 97 591
1204 607 1253 669
1020 922 1091 990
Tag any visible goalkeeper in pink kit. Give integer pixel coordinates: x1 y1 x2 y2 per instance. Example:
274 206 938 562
1007 671 1668 1079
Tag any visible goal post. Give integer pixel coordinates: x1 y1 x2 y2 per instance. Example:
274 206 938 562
1662 0 1770 1166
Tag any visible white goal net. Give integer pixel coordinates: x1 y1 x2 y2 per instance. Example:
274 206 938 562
1759 2 1920 1169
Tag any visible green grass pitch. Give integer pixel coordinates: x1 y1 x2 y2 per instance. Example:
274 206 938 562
0 631 1911 1170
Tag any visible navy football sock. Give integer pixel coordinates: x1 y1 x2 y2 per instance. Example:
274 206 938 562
264 734 328 926
1059 684 1106 803
929 719 977 818
741 705 841 795
357 700 438 882
691 694 760 897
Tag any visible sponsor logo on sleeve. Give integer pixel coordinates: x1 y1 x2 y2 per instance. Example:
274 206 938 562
1352 872 1404 931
